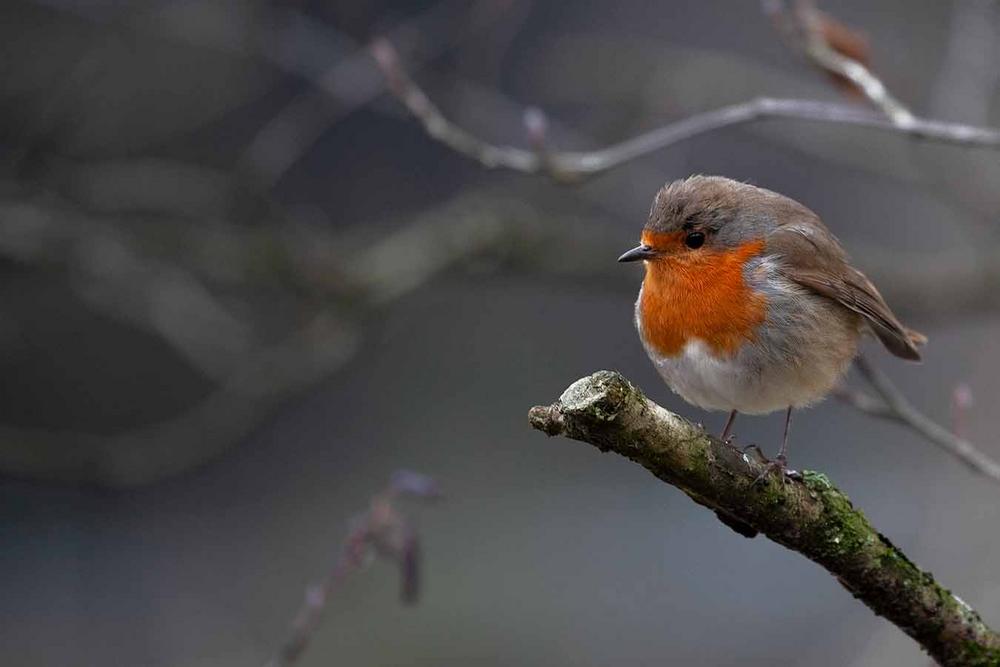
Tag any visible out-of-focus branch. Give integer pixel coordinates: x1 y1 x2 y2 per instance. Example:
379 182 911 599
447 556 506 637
0 312 360 486
833 384 894 420
26 0 515 188
0 190 256 383
529 371 1000 666
240 1 515 186
74 235 256 383
370 39 1000 182
764 0 915 125
836 355 1000 485
0 185 523 485
265 471 442 667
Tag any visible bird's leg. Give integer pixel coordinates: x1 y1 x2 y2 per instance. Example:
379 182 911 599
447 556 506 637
776 405 793 466
752 406 801 484
720 409 738 443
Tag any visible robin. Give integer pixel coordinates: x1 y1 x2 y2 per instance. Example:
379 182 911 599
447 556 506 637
618 175 925 477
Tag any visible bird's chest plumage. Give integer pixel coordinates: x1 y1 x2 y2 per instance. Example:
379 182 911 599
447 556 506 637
634 247 860 415
636 241 767 358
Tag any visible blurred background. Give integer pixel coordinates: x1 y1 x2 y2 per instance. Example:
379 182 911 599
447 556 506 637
1 0 999 665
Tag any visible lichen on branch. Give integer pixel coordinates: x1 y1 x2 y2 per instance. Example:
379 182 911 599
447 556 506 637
528 371 1000 667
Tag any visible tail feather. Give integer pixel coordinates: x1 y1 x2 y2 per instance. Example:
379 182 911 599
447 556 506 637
871 323 926 362
906 327 928 348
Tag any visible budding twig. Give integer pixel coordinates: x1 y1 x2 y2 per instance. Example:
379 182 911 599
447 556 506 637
264 471 442 667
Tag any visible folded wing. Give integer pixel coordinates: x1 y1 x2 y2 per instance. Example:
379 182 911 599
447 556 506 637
767 220 925 361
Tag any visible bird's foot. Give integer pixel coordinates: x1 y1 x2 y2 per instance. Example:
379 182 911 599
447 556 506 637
751 453 802 486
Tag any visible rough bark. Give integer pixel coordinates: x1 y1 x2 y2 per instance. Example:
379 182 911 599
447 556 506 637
528 370 1000 667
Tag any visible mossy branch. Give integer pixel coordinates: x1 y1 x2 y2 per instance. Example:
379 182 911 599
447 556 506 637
528 371 1000 667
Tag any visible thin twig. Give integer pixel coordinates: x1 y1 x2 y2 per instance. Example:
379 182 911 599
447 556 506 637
765 0 916 125
370 39 1000 181
847 355 1000 484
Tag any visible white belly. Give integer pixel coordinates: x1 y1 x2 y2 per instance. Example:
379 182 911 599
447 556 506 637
645 338 845 414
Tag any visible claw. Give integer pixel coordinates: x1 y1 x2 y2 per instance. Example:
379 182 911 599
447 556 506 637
751 454 801 486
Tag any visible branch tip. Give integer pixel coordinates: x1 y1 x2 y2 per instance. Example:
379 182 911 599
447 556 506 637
528 404 563 436
557 370 634 417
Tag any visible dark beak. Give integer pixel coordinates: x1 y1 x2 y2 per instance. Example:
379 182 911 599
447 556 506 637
617 244 656 263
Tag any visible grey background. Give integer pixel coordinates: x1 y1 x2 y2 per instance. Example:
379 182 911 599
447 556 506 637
1 1 999 665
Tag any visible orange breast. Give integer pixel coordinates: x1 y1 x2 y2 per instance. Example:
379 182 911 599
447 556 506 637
639 238 767 358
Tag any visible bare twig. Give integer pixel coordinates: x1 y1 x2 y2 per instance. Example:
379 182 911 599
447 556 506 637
265 471 442 667
842 355 1000 485
831 384 894 419
370 39 1000 181
765 0 915 125
530 371 1000 666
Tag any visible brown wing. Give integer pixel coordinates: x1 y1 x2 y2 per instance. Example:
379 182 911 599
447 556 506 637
767 221 926 361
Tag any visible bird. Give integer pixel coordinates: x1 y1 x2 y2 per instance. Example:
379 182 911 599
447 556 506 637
618 175 925 478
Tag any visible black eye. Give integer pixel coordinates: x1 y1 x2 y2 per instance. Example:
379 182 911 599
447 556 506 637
685 231 705 249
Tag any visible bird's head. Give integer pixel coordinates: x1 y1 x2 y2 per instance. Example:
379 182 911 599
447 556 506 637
618 175 781 264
